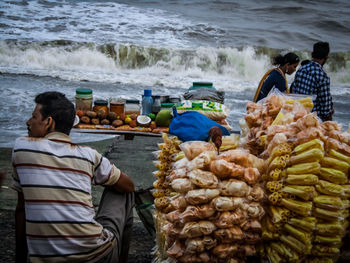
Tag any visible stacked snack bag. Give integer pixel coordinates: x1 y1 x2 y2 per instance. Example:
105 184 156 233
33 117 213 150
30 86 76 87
152 134 266 262
152 89 350 262
245 90 350 263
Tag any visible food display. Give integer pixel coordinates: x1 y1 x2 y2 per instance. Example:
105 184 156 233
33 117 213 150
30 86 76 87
152 134 265 263
74 89 172 133
149 88 350 263
242 91 350 263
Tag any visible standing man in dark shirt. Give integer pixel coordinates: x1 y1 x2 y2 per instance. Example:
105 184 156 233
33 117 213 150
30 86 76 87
290 42 333 121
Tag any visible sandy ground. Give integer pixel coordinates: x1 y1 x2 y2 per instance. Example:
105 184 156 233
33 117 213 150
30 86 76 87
0 135 162 263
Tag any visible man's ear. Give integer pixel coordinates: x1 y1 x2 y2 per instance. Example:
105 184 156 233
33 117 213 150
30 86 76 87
46 117 55 132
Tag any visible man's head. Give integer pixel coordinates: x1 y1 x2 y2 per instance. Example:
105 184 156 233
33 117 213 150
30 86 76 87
26 92 75 137
312 41 330 65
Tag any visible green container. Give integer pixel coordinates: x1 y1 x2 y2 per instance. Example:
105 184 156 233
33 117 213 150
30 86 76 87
189 81 215 90
75 88 93 111
161 103 175 110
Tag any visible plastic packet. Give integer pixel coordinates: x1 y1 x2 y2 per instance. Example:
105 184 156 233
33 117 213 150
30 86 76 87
170 178 194 194
185 189 220 205
179 141 216 161
176 100 229 121
187 150 217 170
219 179 251 197
172 157 190 170
187 169 219 189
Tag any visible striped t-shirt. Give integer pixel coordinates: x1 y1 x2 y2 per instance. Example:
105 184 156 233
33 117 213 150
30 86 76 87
12 132 121 263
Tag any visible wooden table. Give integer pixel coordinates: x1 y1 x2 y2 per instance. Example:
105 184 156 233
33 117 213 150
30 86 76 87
72 128 162 140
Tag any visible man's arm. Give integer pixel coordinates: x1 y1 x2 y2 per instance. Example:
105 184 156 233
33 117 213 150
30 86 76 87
317 75 333 121
15 192 27 263
110 171 134 193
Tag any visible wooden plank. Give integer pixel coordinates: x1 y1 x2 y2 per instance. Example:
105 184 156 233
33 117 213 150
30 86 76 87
71 128 162 137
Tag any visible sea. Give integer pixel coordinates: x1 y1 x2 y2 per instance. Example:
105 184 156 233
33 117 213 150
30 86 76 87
1 0 350 147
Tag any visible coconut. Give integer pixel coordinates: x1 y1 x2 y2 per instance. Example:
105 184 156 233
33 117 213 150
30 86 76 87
137 115 151 127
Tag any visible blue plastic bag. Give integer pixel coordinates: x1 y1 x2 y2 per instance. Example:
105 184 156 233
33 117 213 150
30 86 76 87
169 107 230 142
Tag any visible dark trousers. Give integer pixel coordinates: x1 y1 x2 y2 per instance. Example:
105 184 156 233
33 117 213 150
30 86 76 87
95 188 134 263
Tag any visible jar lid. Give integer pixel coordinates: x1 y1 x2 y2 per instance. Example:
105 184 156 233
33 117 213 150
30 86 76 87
144 89 152 96
161 103 175 108
94 100 108 106
192 82 213 87
126 99 140 104
76 88 92 94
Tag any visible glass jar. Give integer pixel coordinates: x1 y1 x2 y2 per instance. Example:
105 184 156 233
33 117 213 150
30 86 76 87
110 98 125 116
125 99 140 115
93 100 109 114
75 88 93 111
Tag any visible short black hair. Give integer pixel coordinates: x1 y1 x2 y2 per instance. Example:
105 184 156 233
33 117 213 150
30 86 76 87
312 42 330 59
35 92 75 135
273 52 300 66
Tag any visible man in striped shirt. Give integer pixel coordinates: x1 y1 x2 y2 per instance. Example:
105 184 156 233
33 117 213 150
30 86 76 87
12 92 135 263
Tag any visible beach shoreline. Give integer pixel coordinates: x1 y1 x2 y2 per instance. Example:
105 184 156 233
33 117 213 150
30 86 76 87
0 135 161 262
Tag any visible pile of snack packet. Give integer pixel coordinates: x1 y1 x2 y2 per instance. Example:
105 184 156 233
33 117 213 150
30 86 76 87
152 133 265 263
151 89 350 263
244 90 350 263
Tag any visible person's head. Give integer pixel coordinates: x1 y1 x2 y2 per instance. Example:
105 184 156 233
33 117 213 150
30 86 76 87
273 52 300 75
312 41 330 65
26 92 75 137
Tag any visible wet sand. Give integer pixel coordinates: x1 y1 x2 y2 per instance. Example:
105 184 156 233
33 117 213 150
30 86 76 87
0 135 162 262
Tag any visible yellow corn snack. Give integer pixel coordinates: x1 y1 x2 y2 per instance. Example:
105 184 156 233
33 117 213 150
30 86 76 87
269 168 286 181
268 192 282 205
312 245 339 257
319 167 347 184
262 229 279 240
314 235 342 246
282 185 316 201
268 206 284 223
288 217 316 233
266 181 283 193
293 139 324 155
152 190 166 198
313 195 344 210
269 155 289 171
287 162 320 175
281 198 312 216
307 257 335 263
266 246 282 263
342 184 350 198
263 216 281 233
313 207 343 220
328 149 350 163
285 97 313 108
268 143 293 164
284 223 311 244
280 234 310 254
286 174 319 185
316 222 344 236
270 242 296 261
219 135 239 151
315 180 344 197
174 151 185 161
320 157 350 173
289 148 324 165
271 112 284 125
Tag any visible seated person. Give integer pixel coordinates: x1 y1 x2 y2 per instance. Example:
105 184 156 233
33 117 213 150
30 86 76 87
12 91 135 263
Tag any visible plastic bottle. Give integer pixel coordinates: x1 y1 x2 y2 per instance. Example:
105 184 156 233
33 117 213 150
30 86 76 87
141 89 153 115
152 95 161 115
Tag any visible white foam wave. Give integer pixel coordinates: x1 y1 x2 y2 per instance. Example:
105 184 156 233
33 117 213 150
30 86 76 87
0 41 348 96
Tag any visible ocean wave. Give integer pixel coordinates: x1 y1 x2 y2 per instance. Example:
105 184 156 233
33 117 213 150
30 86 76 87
0 40 349 91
